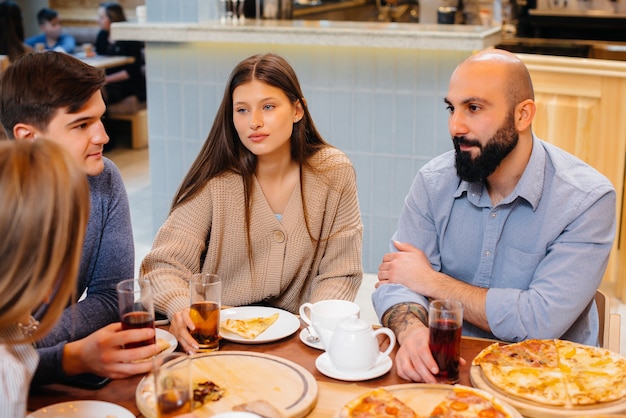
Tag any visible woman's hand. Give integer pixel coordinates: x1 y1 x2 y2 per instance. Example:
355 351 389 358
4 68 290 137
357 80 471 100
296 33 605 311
62 323 160 379
170 307 201 354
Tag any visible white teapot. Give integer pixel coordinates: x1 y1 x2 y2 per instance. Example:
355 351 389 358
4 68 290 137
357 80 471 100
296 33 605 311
300 300 360 351
327 316 396 373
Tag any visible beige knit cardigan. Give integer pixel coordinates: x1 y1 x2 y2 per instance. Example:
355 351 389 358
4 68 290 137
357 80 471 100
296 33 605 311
141 147 363 316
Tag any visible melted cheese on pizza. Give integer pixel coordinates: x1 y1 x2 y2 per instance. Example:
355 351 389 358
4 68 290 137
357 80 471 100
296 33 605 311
474 339 626 407
338 388 418 418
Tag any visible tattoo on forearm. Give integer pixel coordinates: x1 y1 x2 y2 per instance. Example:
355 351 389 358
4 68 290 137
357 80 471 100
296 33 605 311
382 303 428 336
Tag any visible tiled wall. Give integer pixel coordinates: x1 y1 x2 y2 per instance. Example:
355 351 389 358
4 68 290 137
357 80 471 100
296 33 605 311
144 40 469 273
145 0 218 22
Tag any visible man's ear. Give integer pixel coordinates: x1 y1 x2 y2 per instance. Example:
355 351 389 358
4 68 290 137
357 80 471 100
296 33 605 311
516 99 535 132
13 123 38 141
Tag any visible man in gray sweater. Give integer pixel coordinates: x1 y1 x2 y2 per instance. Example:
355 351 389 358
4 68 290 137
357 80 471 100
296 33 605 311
0 51 161 386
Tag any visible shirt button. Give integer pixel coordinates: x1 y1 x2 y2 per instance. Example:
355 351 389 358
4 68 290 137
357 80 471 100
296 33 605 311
484 250 491 257
273 230 285 243
490 212 497 218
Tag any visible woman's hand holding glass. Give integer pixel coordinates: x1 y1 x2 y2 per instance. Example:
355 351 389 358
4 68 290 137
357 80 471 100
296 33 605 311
62 322 160 379
170 308 201 355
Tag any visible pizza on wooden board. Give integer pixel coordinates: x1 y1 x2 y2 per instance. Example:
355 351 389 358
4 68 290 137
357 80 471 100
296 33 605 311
338 388 418 418
220 312 280 339
338 387 514 418
472 339 626 407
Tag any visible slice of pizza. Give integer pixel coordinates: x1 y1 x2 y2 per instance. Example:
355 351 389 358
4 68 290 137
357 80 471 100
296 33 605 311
479 363 568 406
156 338 171 353
338 388 420 418
473 339 559 368
556 340 626 406
428 388 512 417
220 312 280 339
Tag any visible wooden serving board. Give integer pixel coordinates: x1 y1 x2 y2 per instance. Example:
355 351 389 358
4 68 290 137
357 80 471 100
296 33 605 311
470 365 626 417
136 351 318 417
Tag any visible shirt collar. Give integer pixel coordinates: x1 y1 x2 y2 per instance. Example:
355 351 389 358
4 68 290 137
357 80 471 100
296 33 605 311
453 135 545 210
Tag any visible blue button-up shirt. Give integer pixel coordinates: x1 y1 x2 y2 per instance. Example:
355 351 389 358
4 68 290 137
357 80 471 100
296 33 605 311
372 136 616 346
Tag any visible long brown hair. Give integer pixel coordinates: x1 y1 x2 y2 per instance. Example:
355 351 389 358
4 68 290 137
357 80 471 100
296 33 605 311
0 0 28 61
171 54 331 258
0 140 90 343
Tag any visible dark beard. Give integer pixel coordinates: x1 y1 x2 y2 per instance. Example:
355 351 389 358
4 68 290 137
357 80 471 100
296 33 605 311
454 115 519 183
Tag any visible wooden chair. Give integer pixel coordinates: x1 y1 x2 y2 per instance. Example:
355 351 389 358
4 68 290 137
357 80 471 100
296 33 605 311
595 289 621 352
106 95 148 149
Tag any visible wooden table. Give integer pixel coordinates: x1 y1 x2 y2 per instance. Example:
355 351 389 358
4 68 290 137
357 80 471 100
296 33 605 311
28 325 494 417
73 53 135 69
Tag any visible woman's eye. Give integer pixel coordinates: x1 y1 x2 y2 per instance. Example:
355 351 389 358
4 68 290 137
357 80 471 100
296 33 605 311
263 104 274 111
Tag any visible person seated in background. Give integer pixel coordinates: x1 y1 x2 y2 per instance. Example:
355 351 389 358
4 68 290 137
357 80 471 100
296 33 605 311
373 49 616 383
439 0 481 24
0 0 31 62
0 51 160 387
140 53 363 354
25 7 76 54
0 139 89 417
95 2 146 105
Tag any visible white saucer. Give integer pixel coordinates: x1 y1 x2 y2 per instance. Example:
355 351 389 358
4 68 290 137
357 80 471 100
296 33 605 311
315 352 392 381
299 328 324 350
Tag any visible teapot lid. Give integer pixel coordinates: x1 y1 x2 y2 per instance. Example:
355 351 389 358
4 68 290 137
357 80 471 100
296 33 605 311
337 316 369 331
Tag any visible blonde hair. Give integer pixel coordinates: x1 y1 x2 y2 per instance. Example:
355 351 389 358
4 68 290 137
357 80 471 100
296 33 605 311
0 139 90 343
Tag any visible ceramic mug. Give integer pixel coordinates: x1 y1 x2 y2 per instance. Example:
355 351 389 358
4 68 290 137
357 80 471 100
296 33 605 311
299 299 360 351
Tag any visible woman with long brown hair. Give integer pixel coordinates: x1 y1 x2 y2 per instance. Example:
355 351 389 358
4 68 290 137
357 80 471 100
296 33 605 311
0 139 90 416
141 53 363 353
0 0 31 62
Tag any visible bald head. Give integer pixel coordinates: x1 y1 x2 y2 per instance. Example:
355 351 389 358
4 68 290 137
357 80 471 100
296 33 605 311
456 48 534 109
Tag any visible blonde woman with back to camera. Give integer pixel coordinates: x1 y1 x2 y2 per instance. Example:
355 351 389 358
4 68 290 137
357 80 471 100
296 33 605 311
0 140 89 418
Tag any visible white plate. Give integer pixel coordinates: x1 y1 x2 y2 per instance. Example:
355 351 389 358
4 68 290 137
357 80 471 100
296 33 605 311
155 328 177 357
28 400 134 417
315 351 392 381
220 306 300 344
299 327 324 350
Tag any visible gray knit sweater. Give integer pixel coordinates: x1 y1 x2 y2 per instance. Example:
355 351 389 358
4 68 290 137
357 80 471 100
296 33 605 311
32 158 134 386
